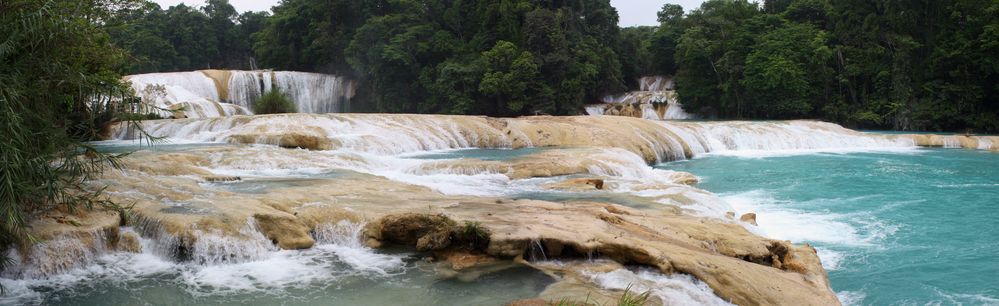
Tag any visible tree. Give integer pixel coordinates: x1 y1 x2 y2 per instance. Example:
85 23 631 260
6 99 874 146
479 41 542 115
1 0 138 275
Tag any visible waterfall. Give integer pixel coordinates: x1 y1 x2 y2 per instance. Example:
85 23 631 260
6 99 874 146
110 114 915 162
128 72 221 103
124 70 354 119
226 71 354 113
590 75 691 120
639 76 674 92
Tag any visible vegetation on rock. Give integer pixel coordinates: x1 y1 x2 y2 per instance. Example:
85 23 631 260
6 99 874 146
252 89 297 114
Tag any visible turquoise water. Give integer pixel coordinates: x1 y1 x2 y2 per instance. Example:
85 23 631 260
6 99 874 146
407 148 546 161
660 149 999 305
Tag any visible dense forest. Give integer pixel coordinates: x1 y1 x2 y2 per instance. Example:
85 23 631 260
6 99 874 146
110 0 999 133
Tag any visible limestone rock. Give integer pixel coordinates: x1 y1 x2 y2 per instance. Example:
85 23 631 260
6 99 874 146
252 213 315 250
543 178 605 191
741 213 758 226
117 231 143 253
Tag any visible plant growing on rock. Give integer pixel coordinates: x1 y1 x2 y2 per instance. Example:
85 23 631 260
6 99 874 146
252 88 297 114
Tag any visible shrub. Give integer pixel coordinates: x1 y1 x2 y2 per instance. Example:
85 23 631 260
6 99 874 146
253 88 297 114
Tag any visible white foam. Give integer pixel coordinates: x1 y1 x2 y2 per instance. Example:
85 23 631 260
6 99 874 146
837 290 866 306
313 221 405 275
588 268 734 305
814 247 844 271
722 190 875 246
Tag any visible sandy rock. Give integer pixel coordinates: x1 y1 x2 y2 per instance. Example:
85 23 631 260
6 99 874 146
543 178 605 191
117 231 143 253
741 213 758 226
202 175 241 182
437 250 498 271
252 213 315 250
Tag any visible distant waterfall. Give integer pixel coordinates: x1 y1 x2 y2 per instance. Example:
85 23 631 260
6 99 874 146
639 76 674 92
226 71 354 113
588 75 691 120
125 70 354 119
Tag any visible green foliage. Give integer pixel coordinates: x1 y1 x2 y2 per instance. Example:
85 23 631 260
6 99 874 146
108 0 266 73
102 0 999 130
663 0 999 132
252 89 296 114
479 41 542 115
548 284 650 306
1 0 142 281
617 284 652 306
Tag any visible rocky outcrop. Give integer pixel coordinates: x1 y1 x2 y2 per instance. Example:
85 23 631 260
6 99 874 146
893 134 999 151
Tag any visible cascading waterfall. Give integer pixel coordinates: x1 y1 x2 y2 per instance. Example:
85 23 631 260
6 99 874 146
124 70 354 119
111 114 914 161
588 75 691 120
640 76 674 92
128 72 221 102
226 71 354 113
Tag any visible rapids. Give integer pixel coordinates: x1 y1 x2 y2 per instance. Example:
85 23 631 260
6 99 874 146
3 113 997 305
662 148 999 305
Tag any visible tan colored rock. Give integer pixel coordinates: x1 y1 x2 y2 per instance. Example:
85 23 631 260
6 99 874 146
544 178 605 191
741 213 758 226
202 175 241 182
437 250 497 271
117 231 143 253
253 213 315 250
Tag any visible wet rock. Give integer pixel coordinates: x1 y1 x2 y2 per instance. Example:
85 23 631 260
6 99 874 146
252 213 315 250
377 214 457 251
203 175 241 182
740 213 758 226
544 178 605 191
437 250 497 271
117 231 143 253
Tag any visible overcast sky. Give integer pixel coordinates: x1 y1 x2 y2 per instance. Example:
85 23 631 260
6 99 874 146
152 0 705 27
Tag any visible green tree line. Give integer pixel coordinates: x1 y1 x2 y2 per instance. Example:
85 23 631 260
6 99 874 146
111 0 999 133
652 0 999 132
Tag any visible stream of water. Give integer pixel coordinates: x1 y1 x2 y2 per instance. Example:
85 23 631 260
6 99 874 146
661 148 999 305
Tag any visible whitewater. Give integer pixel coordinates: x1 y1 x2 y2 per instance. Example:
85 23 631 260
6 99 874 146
2 110 998 305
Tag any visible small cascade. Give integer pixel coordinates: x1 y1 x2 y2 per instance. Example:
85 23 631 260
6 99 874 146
977 137 993 150
640 76 674 92
943 136 960 148
189 219 277 265
527 239 548 261
111 114 916 162
588 75 691 120
587 268 735 306
312 220 404 274
1 229 113 279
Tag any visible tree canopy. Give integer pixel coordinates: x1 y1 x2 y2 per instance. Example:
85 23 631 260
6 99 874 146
104 0 999 131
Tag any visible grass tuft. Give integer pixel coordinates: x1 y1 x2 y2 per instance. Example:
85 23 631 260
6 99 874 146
253 88 297 114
